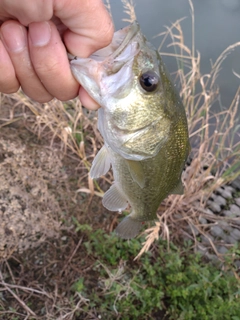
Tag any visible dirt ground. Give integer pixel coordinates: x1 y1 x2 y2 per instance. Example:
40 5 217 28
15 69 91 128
0 123 120 319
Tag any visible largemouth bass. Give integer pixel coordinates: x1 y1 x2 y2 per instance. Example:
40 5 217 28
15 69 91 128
69 22 190 239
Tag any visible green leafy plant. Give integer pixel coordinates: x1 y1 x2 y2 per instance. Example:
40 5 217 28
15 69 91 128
71 227 240 319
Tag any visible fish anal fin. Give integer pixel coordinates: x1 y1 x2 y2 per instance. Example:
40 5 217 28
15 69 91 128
102 184 128 212
126 160 145 188
115 216 142 239
171 180 184 195
90 145 111 179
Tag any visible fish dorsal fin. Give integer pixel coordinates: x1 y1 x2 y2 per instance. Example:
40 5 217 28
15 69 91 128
102 184 128 211
125 160 145 189
171 180 184 195
90 145 111 179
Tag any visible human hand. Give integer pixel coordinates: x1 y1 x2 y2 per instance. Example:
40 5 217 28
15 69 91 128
0 0 113 109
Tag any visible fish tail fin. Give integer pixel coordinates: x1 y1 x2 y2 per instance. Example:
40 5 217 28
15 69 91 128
115 216 142 239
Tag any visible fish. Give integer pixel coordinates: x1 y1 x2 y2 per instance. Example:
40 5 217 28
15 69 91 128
69 21 190 239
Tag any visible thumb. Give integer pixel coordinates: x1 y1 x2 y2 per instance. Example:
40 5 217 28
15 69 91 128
54 0 114 57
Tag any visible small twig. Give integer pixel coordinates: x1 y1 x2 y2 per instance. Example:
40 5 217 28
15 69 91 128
0 271 37 317
0 117 22 128
57 293 89 320
60 237 83 278
5 261 17 285
0 282 51 298
109 214 119 233
0 311 26 316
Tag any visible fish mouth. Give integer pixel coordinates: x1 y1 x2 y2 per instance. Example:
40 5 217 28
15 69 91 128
88 21 140 63
68 21 141 105
111 21 140 59
68 21 140 63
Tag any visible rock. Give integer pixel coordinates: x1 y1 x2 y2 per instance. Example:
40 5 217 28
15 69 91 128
196 245 218 261
222 210 237 218
214 195 226 207
198 217 207 224
217 246 229 254
218 221 232 232
196 244 209 255
210 226 224 238
225 185 235 193
229 204 240 216
201 234 214 245
186 224 199 236
231 178 240 190
231 228 240 241
204 208 214 215
235 198 240 207
207 200 221 213
174 214 183 220
216 186 234 198
206 253 219 263
225 235 237 244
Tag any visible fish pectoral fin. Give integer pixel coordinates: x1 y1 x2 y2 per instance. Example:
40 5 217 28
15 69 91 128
171 180 184 195
115 215 142 239
125 160 145 188
102 184 128 211
90 145 111 179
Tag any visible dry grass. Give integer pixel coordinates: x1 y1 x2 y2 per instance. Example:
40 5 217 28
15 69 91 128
121 0 136 23
136 0 240 257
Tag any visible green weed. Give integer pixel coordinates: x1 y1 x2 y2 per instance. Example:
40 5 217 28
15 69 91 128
70 226 240 319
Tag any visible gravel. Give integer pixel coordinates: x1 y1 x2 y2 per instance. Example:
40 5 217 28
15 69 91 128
189 177 240 265
207 201 221 213
229 204 240 215
210 226 224 238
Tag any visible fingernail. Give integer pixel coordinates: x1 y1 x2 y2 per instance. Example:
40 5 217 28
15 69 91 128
29 21 51 47
1 23 26 52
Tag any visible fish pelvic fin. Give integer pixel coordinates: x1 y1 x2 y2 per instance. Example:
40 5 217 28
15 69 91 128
102 184 128 212
115 216 142 239
90 144 111 179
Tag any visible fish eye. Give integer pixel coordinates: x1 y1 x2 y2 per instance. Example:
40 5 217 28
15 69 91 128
139 71 160 92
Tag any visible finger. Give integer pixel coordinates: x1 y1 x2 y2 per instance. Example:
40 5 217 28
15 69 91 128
0 39 20 93
0 0 53 25
28 21 79 101
1 20 53 102
79 87 100 111
54 0 114 57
